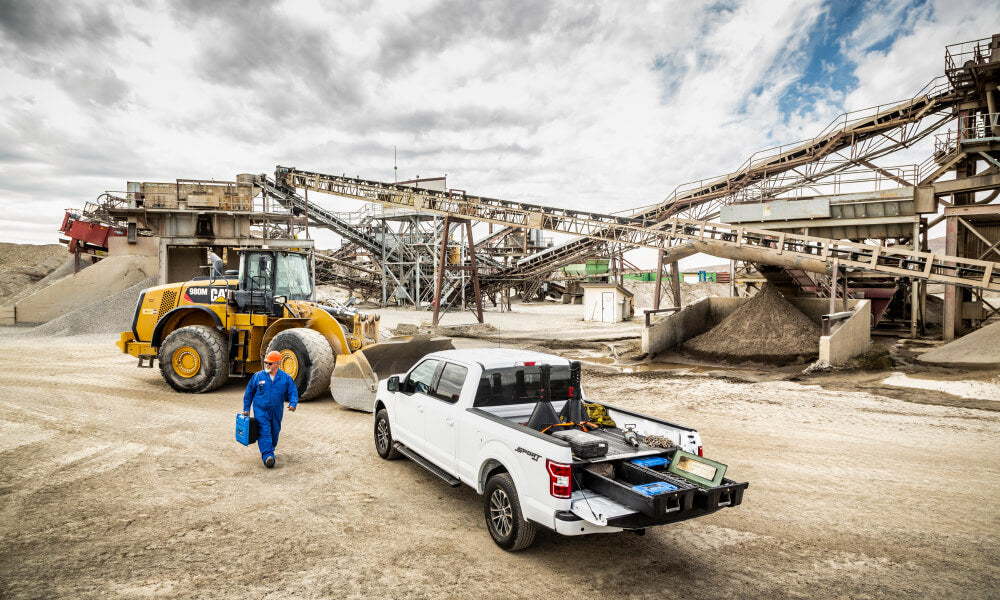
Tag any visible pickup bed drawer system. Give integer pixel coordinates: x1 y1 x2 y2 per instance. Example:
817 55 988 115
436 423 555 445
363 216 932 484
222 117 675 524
577 449 747 528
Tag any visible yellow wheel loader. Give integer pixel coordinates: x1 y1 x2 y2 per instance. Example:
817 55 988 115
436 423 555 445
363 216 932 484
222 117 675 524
116 249 451 409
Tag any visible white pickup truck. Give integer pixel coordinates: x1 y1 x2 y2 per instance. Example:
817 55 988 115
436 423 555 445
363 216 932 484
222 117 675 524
372 348 748 551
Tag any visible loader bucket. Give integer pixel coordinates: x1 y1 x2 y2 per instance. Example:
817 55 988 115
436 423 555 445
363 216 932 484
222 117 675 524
330 335 454 411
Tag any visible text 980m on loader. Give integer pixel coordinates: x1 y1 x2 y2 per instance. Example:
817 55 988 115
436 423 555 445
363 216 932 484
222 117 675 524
116 248 450 407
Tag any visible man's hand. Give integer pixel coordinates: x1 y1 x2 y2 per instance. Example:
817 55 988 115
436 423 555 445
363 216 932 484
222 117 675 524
242 411 249 416
288 405 296 412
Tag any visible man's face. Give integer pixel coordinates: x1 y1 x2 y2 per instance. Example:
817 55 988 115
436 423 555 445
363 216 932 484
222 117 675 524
264 360 279 375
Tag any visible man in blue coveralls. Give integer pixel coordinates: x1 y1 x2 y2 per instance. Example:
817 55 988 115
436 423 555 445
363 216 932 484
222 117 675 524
242 350 298 468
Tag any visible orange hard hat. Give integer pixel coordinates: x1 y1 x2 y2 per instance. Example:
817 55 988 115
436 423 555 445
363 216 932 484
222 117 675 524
264 351 282 363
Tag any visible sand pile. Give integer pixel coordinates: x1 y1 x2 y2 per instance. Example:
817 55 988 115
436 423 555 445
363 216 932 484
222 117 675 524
30 277 156 336
683 284 820 365
0 243 68 304
917 319 1000 368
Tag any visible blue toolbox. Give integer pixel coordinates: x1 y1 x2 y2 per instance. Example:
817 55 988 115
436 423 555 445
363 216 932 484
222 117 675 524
235 414 258 446
630 456 669 469
631 481 679 496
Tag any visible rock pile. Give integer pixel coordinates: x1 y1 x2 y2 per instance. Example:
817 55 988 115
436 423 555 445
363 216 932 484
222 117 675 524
31 277 156 336
683 284 820 365
0 243 68 305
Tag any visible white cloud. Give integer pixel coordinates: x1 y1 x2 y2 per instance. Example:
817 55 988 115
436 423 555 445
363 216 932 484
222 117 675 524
0 0 995 264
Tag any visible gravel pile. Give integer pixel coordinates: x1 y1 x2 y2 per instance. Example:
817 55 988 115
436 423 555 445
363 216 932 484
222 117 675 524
30 277 156 337
682 284 820 365
917 319 1000 368
0 243 68 305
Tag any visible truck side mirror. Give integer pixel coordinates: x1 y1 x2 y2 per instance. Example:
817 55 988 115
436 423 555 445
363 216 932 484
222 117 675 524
387 376 400 392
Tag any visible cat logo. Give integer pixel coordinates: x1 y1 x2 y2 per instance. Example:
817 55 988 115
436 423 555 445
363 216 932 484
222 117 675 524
184 285 231 304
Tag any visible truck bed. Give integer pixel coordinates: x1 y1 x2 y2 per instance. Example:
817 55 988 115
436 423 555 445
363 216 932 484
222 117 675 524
477 401 748 528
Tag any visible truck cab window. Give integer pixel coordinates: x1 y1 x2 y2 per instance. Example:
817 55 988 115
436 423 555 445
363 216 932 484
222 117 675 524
473 365 571 406
433 363 468 403
404 359 439 395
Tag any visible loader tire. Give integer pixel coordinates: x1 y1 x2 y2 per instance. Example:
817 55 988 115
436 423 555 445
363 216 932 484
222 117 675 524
267 328 335 401
159 325 229 393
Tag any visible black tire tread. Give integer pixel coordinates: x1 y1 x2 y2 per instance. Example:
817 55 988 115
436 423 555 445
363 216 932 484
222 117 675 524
158 324 229 393
268 328 335 401
374 409 401 460
485 473 537 551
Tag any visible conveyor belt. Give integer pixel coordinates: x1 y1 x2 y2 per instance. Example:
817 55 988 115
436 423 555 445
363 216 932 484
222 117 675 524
277 167 1000 291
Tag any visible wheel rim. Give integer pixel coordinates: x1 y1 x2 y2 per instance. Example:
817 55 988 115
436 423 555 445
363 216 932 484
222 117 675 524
376 418 390 453
172 345 201 378
489 488 513 538
278 349 299 378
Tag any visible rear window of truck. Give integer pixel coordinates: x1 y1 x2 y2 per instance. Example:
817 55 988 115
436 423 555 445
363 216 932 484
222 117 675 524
473 365 571 407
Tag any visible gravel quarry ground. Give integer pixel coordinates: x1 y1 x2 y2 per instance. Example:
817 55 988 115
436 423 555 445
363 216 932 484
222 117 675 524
1 332 997 599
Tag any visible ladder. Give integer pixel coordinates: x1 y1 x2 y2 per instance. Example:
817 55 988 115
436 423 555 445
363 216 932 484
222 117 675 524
277 167 1000 293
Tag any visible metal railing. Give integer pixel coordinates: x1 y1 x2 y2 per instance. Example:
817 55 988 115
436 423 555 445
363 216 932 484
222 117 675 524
959 112 1000 141
623 76 956 220
945 36 996 71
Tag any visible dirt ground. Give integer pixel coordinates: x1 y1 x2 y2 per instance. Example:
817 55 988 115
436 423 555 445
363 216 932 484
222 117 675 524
1 332 998 599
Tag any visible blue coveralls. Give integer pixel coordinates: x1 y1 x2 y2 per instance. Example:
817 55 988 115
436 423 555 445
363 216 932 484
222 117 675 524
242 370 298 465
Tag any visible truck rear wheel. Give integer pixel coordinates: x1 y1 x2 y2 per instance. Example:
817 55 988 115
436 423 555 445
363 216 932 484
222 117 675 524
159 325 229 393
374 409 401 460
266 328 335 401
484 473 537 551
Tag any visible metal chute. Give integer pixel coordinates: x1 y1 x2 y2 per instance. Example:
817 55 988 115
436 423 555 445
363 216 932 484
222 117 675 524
330 335 454 411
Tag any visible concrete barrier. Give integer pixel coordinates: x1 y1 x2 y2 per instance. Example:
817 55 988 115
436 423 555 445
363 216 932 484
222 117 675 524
14 254 158 323
640 298 712 355
818 300 870 365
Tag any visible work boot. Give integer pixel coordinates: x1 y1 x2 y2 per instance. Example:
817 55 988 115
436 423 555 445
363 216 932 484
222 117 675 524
264 455 275 468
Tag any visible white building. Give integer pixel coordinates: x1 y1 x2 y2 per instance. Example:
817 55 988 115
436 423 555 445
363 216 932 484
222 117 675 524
581 283 634 323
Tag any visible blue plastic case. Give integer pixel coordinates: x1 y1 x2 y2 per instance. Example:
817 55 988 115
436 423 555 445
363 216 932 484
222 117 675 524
631 481 678 496
235 414 258 446
630 456 669 469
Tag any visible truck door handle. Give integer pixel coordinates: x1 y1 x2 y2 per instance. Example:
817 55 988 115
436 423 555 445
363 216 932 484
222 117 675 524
444 417 454 426
416 404 423 413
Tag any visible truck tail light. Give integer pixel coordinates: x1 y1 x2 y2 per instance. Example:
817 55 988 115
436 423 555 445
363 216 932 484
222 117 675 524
546 459 572 499
698 445 704 457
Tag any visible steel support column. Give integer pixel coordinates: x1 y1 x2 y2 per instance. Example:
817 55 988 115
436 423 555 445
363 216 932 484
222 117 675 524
653 250 663 310
432 216 484 325
669 260 681 307
432 216 452 326
943 216 959 340
911 220 920 338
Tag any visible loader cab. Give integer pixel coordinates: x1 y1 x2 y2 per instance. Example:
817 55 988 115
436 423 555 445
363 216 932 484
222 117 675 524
233 250 313 315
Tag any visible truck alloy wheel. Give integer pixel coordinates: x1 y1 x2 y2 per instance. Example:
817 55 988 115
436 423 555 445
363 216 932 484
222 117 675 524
489 487 513 538
374 409 400 460
483 474 536 551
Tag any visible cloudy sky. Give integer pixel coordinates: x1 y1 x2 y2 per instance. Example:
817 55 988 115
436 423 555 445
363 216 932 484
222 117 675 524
0 0 995 262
